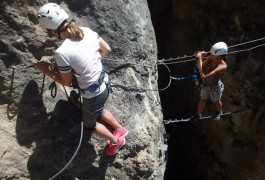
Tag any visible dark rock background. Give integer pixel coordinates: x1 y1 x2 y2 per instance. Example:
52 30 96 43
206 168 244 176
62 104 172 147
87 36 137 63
148 0 265 180
0 0 166 179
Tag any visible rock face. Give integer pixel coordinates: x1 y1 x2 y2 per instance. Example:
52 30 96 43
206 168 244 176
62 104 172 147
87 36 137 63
149 0 265 180
0 0 166 179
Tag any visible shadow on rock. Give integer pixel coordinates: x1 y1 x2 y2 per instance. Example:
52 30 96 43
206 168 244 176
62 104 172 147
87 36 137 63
16 80 114 179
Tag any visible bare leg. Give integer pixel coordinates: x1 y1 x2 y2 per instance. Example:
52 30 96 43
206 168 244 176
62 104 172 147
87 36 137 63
99 109 122 129
214 100 222 112
94 123 117 143
198 99 207 116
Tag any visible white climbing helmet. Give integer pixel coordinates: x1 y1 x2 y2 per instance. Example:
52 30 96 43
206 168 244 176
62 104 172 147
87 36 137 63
210 42 228 56
37 3 69 30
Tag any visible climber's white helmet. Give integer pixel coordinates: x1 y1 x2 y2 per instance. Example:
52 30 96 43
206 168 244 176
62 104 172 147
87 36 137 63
210 42 228 56
37 3 69 30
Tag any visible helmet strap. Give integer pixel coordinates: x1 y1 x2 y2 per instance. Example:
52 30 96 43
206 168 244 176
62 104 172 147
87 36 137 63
57 20 67 40
57 28 62 40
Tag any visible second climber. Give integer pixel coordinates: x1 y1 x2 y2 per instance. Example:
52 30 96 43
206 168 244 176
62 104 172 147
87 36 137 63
191 42 228 122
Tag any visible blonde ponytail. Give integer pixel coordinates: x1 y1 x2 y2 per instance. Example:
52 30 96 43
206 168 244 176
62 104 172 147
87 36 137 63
60 21 84 41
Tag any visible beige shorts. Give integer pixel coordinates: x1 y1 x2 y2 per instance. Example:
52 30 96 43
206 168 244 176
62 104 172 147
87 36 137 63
200 82 224 102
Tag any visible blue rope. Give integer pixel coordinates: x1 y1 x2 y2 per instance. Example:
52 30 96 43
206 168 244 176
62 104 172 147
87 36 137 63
171 74 197 80
171 60 198 81
170 59 200 86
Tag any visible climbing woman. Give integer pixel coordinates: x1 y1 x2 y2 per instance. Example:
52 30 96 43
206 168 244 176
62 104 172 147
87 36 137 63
35 3 128 155
191 42 228 122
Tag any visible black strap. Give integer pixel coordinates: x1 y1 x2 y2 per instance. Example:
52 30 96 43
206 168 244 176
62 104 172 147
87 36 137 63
81 71 105 93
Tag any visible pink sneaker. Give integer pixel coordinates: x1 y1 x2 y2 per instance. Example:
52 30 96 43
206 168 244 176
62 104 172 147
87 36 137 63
113 127 128 138
106 127 128 144
105 136 126 156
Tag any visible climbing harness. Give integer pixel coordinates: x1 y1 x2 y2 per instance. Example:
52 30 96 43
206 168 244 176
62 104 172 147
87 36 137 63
80 71 106 93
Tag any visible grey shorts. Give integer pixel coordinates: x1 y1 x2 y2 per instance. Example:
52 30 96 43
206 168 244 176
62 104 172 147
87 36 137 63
200 82 224 102
82 87 109 129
